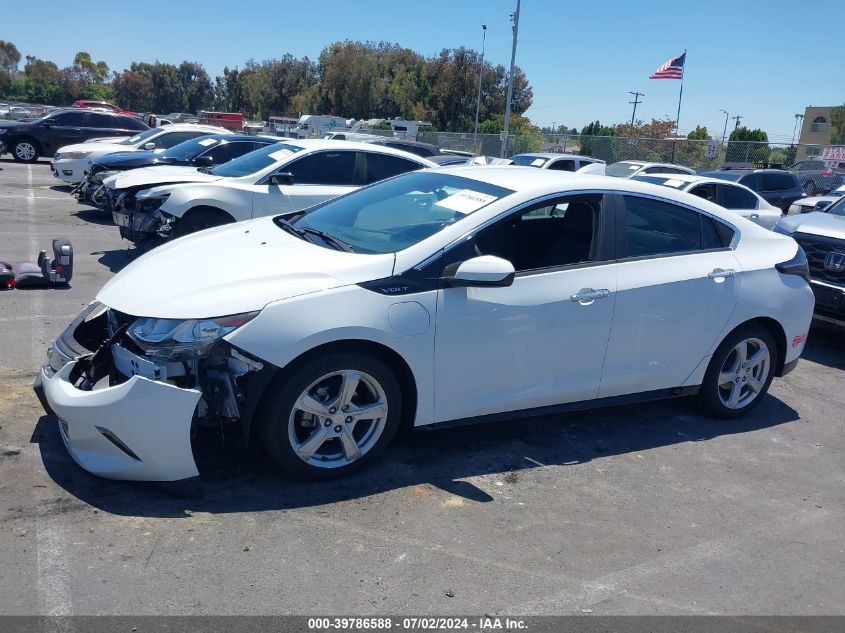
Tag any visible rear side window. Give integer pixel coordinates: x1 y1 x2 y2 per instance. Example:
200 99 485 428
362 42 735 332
122 116 148 131
719 184 757 209
548 159 576 172
87 112 116 128
362 152 421 184
760 173 798 191
622 195 728 258
287 151 356 185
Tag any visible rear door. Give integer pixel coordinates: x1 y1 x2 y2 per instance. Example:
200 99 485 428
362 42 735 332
598 194 742 398
251 150 358 218
47 111 88 151
715 182 771 225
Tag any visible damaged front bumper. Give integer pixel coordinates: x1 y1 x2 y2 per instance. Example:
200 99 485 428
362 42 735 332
112 196 173 243
33 303 270 481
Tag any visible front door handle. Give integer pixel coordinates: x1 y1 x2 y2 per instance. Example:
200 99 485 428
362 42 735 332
570 288 611 304
707 268 736 280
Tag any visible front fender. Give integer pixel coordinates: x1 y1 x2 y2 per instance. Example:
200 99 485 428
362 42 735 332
160 185 251 221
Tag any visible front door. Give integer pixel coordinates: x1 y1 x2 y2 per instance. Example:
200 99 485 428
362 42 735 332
433 194 618 422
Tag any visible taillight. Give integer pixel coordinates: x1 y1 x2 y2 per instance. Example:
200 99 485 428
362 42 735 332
776 247 810 283
821 171 833 177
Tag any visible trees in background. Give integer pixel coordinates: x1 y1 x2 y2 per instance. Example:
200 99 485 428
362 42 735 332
0 39 533 133
830 104 845 145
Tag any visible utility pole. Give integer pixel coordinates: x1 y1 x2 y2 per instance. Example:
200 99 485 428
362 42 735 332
501 0 520 158
732 114 742 130
472 24 487 144
720 109 729 145
628 91 643 126
551 121 556 134
791 113 804 145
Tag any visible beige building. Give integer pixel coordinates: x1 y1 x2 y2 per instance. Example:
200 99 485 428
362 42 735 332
796 105 840 160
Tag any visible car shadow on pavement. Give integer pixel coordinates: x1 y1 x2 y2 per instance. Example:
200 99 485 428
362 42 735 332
71 209 112 225
31 393 800 518
802 322 845 370
93 248 137 272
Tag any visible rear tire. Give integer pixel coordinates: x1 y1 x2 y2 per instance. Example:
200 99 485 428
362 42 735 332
12 139 39 163
258 351 402 479
803 180 817 196
171 208 234 239
697 324 777 418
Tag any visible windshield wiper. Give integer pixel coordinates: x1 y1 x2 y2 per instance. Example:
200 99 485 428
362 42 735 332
299 227 354 252
197 166 213 174
275 218 310 242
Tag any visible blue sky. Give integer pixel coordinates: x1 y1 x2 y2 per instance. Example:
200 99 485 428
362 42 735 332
5 0 843 139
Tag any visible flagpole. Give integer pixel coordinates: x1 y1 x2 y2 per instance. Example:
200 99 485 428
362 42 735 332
670 50 686 163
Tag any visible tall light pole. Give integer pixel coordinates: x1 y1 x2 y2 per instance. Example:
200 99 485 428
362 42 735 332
720 109 729 145
791 113 804 145
501 0 521 158
732 114 742 130
628 91 643 126
473 24 487 144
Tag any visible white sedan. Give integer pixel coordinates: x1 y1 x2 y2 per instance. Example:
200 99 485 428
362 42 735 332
631 173 783 229
106 139 437 242
51 124 226 184
35 167 814 481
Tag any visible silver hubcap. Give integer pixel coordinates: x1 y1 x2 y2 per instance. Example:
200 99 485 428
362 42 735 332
288 369 388 468
717 337 770 409
16 142 36 161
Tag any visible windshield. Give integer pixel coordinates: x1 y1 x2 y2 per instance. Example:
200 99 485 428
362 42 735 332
210 142 302 177
631 175 688 189
163 135 220 160
827 196 845 217
511 155 548 167
119 128 161 146
606 162 643 177
288 172 513 254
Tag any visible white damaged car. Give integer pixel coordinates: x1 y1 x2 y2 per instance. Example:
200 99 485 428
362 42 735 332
35 167 815 481
104 139 436 243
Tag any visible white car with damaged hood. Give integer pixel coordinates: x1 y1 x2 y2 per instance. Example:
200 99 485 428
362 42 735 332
35 167 815 481
104 139 436 243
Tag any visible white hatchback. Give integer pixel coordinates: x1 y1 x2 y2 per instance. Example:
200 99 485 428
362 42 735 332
36 167 814 481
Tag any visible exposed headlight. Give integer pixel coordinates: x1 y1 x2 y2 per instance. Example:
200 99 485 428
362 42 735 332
136 194 170 214
127 312 259 359
57 151 92 160
93 169 118 183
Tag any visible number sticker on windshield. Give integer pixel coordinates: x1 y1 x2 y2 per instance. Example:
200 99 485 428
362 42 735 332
268 149 293 161
434 189 497 214
198 138 218 146
531 158 545 166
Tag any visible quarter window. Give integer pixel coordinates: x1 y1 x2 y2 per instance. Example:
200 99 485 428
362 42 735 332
286 151 356 185
622 195 726 258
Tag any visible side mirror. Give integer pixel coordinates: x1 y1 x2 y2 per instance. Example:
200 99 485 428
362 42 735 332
441 255 515 288
143 142 156 150
195 155 214 166
268 172 294 186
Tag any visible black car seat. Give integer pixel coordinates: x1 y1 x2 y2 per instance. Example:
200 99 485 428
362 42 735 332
13 238 74 288
537 202 595 267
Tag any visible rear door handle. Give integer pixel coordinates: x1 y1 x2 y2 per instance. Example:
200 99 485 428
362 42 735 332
707 268 736 280
570 288 611 304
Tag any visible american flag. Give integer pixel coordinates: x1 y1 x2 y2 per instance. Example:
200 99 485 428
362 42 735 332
650 52 685 79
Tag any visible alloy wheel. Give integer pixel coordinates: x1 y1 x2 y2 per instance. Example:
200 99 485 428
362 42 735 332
287 369 389 468
717 337 771 409
15 142 36 161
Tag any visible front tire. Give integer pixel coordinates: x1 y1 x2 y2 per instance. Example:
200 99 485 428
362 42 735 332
12 139 39 163
697 325 777 418
258 352 402 479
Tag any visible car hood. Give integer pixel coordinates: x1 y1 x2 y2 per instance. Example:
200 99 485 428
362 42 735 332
105 165 221 190
778 211 845 240
94 152 176 170
57 140 136 156
97 216 396 319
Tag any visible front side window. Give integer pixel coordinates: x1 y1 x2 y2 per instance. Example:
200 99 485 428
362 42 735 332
286 151 357 185
156 131 205 149
203 141 257 164
289 172 513 254
622 195 727 258
688 183 718 203
53 112 88 126
473 195 602 271
548 159 576 172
